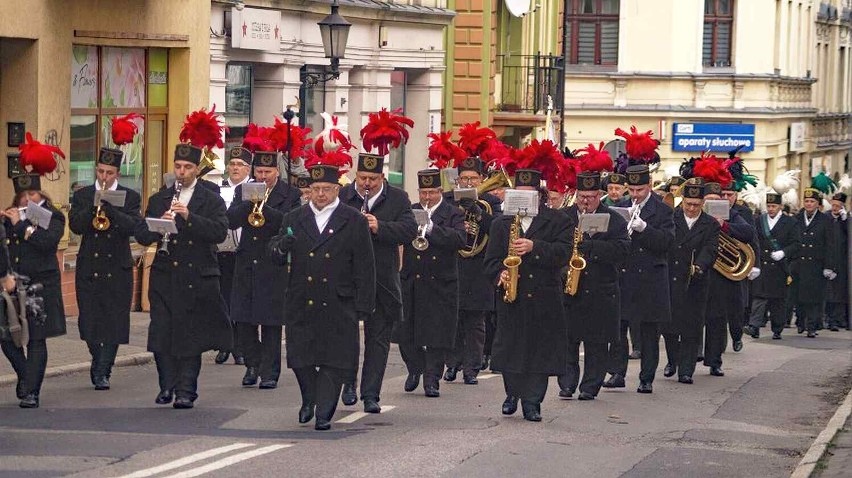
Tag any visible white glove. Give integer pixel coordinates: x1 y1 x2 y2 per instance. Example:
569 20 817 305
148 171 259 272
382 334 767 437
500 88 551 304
823 269 835 279
770 250 785 261
841 209 848 220
426 220 434 234
631 216 647 233
828 271 837 281
747 267 761 281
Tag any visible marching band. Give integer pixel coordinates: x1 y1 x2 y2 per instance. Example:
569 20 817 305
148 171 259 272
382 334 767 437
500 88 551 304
0 113 849 434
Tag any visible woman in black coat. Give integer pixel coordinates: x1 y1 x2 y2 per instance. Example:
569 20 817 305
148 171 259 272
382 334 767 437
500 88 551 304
2 179 67 408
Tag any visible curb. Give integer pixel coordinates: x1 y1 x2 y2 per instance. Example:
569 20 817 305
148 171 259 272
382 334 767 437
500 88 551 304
790 385 852 478
0 351 154 387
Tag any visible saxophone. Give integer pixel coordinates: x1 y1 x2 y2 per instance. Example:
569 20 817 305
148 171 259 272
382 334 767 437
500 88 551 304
564 225 586 295
501 214 522 303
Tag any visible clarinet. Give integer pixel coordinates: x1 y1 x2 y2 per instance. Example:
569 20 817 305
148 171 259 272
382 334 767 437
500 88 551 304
157 181 183 256
361 187 370 214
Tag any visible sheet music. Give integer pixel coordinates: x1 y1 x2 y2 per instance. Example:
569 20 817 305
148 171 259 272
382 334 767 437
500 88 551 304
453 188 478 202
25 203 52 230
94 190 127 207
145 217 178 235
242 182 267 202
503 189 539 217
413 209 429 227
610 207 631 222
579 213 610 234
704 200 730 220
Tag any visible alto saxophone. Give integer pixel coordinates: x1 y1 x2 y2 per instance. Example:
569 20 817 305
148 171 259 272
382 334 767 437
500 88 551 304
501 214 522 303
564 225 586 296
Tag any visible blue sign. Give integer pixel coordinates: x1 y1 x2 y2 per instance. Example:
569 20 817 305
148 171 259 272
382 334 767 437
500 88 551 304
672 123 755 153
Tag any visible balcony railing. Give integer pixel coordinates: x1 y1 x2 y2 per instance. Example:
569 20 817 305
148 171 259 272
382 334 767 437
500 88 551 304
495 53 562 114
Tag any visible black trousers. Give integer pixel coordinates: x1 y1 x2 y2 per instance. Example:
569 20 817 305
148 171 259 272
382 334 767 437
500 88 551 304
446 309 486 377
704 313 731 368
609 321 660 383
86 342 119 380
662 334 698 378
2 339 48 396
558 340 608 396
398 342 448 387
293 366 347 422
217 252 242 356
749 297 785 335
826 302 848 329
628 320 640 353
483 311 496 356
348 293 398 402
502 372 549 407
237 323 282 381
797 302 823 333
154 353 202 401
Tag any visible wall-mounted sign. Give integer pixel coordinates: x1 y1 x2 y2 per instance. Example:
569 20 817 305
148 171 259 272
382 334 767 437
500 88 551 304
7 122 25 147
231 7 282 51
789 122 806 152
672 123 756 153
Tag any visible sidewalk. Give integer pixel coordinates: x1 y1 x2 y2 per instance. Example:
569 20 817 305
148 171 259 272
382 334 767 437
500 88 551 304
0 312 153 386
815 415 852 477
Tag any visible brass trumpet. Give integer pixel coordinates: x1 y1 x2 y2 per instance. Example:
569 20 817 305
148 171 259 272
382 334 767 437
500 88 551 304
564 225 586 295
412 202 432 251
248 185 273 228
92 180 111 231
713 232 755 281
501 213 522 303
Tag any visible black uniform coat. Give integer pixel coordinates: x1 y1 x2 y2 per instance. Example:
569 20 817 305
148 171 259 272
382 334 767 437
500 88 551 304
733 202 760 308
227 180 301 326
270 202 376 371
706 209 754 316
663 210 720 337
395 199 465 348
135 183 232 357
617 193 675 324
0 225 8 277
339 182 418 319
69 184 142 344
563 204 629 343
791 210 836 304
483 206 572 375
826 213 848 304
4 202 67 340
751 213 800 300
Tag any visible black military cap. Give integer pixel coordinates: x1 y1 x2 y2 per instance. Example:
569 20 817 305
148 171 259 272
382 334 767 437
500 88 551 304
682 182 705 199
577 171 601 192
831 192 848 204
13 174 41 194
670 176 685 187
174 144 202 165
766 192 782 205
98 147 123 168
358 153 384 174
457 156 482 174
604 173 626 188
514 169 541 189
704 182 723 196
295 175 312 189
310 164 339 185
803 188 822 201
229 146 252 165
253 151 278 168
625 165 650 185
417 169 441 189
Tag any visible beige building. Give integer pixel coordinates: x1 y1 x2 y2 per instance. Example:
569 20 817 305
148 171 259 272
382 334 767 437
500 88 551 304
558 0 851 185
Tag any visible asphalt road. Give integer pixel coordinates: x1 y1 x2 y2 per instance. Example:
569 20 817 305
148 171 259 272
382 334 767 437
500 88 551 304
0 329 850 478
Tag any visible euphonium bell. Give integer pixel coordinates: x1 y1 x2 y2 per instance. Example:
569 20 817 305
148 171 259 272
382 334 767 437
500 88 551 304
713 232 755 281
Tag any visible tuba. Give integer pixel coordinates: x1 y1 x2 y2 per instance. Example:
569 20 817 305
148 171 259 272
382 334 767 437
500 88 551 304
248 185 273 228
92 180 111 231
458 168 513 258
500 213 523 303
713 232 755 281
564 225 586 295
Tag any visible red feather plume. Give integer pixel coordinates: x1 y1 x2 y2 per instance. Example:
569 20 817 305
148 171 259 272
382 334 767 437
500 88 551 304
179 105 227 150
18 132 63 175
427 131 467 169
516 140 574 193
614 126 659 162
479 139 512 167
576 142 614 173
359 108 414 156
458 122 498 157
241 123 276 153
111 113 143 146
303 148 353 176
693 153 733 186
270 117 312 160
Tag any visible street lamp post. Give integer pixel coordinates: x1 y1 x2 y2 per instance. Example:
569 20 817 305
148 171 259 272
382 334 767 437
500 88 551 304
301 0 352 88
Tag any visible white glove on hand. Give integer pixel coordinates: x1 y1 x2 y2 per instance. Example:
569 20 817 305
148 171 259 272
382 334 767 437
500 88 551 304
770 250 785 261
631 216 647 233
828 271 838 281
823 269 835 279
747 267 761 281
841 209 848 220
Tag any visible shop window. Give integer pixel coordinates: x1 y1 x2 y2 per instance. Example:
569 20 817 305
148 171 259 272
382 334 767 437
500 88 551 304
564 0 620 66
703 0 734 68
388 70 406 187
224 63 253 150
299 65 328 136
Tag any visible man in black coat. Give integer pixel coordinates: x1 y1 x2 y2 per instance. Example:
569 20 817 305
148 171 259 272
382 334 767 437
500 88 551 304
745 192 800 339
558 172 629 400
792 188 838 337
661 180 720 383
603 164 674 394
135 144 232 409
721 183 760 351
227 150 301 389
269 164 376 431
338 153 417 412
68 147 143 390
825 193 848 331
393 169 465 398
444 157 502 385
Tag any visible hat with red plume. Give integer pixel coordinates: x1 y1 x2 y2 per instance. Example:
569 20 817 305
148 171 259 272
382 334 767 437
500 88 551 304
179 105 227 150
458 122 498 157
680 152 733 190
111 113 143 146
359 108 414 156
575 142 614 174
613 126 660 173
18 132 63 175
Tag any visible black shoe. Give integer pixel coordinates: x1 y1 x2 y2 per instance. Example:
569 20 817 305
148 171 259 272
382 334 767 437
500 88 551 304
806 331 816 338
678 375 693 384
663 363 677 377
259 379 278 390
94 376 110 391
558 389 573 399
709 366 725 376
602 374 626 388
233 355 246 366
424 385 440 398
745 326 759 339
577 392 595 401
214 350 230 364
522 402 542 422
15 380 25 400
315 418 331 431
696 355 704 363
298 404 315 423
637 382 653 394
404 373 421 392
628 350 642 360
443 367 458 382
772 333 782 340
363 399 381 413
341 384 357 405
481 355 491 370
19 393 39 408
502 396 519 415
155 390 173 404
829 326 839 332
242 367 258 387
173 397 194 409
463 375 478 385
797 326 805 334
732 340 743 352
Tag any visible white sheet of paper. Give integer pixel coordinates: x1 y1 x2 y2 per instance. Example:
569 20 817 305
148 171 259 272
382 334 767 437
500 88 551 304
453 188 478 202
163 172 176 189
145 217 178 235
503 189 539 217
220 187 236 207
610 207 631 222
25 203 52 230
579 213 610 234
413 209 429 227
704 200 730 220
94 190 127 207
241 182 267 202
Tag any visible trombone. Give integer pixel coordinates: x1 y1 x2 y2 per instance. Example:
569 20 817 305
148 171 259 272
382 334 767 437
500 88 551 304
248 184 273 228
92 179 111 231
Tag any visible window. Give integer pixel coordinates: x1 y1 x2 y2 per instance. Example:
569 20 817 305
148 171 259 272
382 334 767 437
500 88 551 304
224 64 253 150
703 0 734 67
564 0 620 66
299 65 328 138
388 70 406 187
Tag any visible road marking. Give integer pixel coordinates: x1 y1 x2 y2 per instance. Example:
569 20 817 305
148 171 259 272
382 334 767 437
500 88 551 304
336 405 396 424
163 445 292 478
117 443 255 478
